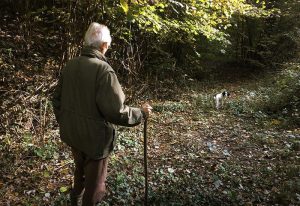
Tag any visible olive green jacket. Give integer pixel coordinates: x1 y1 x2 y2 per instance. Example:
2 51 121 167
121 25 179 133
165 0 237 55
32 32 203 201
52 46 143 159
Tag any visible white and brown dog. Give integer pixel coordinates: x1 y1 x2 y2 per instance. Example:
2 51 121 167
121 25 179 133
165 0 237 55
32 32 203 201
214 91 230 109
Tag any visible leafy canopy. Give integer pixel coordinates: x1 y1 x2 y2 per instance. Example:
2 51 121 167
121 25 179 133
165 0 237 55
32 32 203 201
119 0 270 44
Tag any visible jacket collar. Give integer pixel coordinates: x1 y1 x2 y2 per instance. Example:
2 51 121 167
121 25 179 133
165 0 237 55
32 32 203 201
81 46 106 61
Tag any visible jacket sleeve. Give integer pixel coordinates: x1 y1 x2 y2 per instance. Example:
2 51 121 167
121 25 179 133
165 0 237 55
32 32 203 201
96 70 143 127
52 74 63 122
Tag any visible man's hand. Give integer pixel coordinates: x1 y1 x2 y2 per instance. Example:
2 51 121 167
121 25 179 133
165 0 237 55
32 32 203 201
142 103 153 118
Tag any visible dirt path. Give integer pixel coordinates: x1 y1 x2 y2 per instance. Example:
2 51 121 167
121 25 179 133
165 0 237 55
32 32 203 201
143 91 299 205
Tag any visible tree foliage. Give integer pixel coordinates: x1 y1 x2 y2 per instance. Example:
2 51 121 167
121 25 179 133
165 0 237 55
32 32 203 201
2 0 297 70
119 0 271 43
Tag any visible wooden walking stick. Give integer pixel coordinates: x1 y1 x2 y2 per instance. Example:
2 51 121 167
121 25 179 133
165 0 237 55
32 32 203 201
143 117 148 206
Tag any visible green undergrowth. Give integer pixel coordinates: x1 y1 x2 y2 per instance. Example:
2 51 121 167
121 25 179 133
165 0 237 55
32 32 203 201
1 64 299 205
193 63 300 129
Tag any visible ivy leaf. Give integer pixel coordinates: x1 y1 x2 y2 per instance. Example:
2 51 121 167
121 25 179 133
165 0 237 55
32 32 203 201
59 186 68 193
223 149 231 156
167 167 175 174
214 180 223 189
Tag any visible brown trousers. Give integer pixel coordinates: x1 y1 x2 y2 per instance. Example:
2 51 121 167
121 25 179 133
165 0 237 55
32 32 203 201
70 148 108 206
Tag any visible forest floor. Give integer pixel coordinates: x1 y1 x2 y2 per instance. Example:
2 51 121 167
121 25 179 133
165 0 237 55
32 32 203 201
1 63 299 206
1 8 299 205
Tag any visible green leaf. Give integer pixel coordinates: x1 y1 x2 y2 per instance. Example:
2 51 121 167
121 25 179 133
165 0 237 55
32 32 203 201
120 0 129 14
59 186 68 193
43 171 50 178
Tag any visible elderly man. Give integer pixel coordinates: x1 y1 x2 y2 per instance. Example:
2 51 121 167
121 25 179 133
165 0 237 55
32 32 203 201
52 22 152 206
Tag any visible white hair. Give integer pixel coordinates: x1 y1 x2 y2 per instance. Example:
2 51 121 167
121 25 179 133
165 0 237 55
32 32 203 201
84 22 112 48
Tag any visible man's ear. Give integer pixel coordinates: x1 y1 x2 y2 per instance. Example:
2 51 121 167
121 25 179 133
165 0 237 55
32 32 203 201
99 42 108 53
103 42 108 49
100 42 108 50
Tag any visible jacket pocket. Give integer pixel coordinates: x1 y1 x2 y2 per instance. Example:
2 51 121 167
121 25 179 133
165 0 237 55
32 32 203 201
104 121 116 151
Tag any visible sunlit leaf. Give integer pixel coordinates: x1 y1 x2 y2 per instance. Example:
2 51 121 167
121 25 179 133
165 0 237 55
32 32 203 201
59 186 68 193
120 0 129 14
